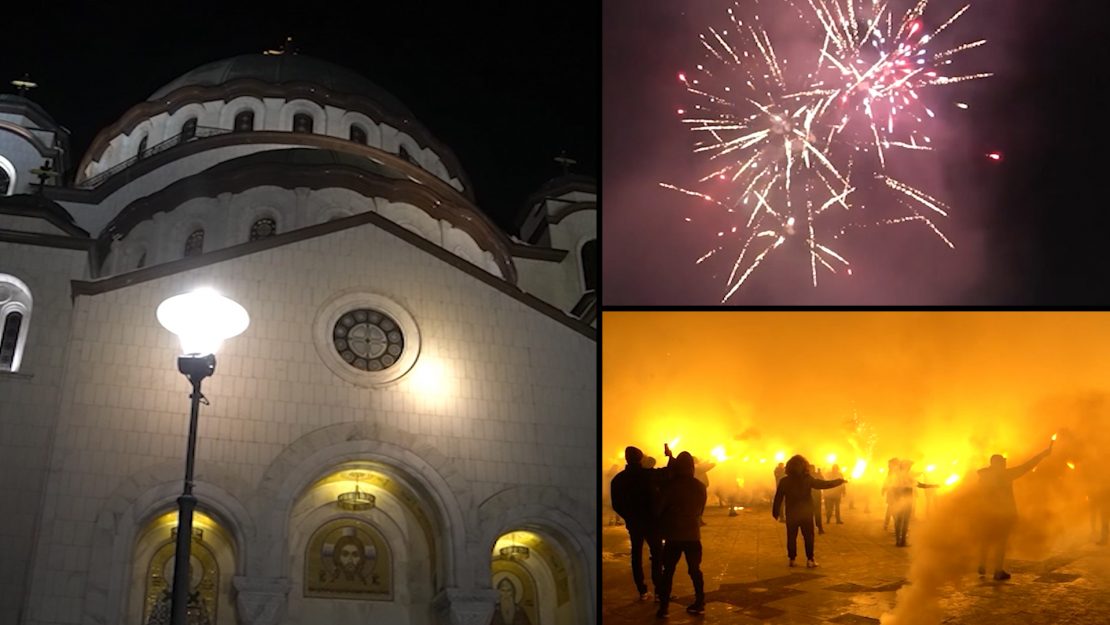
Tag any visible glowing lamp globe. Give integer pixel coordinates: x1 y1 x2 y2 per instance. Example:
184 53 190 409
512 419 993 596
157 288 249 355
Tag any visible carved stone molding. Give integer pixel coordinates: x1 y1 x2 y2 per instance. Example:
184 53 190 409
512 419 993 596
432 587 500 625
232 576 292 625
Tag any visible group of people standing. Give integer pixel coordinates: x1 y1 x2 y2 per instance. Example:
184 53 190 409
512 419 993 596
609 444 707 618
610 438 1069 617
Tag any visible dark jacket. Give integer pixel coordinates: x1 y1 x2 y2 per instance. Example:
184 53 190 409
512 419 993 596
976 449 1049 518
658 474 707 542
611 464 658 527
773 474 845 523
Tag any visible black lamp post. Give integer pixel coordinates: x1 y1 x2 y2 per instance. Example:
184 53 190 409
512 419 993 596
157 289 248 625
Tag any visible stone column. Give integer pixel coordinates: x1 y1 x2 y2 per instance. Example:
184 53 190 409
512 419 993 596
432 587 499 625
232 576 291 625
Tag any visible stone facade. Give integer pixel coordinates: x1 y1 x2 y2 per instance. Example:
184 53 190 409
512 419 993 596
0 53 595 625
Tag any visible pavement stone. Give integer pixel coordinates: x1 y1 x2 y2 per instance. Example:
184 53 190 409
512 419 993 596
602 504 1110 624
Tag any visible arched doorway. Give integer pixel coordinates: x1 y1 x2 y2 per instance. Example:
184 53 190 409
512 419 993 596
286 461 440 624
129 510 238 625
488 530 578 625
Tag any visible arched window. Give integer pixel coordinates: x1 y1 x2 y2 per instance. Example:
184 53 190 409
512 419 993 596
349 125 367 145
234 110 255 132
184 229 205 257
137 136 148 158
181 117 197 140
0 312 22 370
581 239 597 291
0 155 15 196
293 113 313 134
0 274 32 373
250 217 277 241
398 145 415 164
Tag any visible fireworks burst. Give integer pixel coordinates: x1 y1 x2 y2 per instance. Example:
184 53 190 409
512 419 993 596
663 0 990 301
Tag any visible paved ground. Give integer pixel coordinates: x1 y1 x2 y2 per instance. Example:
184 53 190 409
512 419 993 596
602 504 1110 624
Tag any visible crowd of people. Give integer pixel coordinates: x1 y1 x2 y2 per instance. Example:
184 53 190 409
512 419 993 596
609 440 1067 618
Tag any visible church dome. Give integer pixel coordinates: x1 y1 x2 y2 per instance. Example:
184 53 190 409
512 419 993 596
147 53 415 116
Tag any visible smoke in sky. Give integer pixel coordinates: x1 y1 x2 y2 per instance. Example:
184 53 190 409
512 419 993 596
604 0 1048 304
604 311 1110 622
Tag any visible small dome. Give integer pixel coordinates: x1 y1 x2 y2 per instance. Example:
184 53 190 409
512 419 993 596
147 53 414 117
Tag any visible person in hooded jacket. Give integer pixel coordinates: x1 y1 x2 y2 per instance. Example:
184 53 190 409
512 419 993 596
610 446 663 600
772 454 846 568
655 451 708 618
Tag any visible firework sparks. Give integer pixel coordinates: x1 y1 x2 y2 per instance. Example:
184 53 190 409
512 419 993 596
662 0 990 300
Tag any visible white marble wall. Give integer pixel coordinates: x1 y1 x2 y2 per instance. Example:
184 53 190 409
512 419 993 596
83 97 461 193
21 219 596 625
100 186 504 279
0 243 88 623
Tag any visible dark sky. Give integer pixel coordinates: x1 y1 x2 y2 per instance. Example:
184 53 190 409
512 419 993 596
0 2 597 234
604 0 1106 304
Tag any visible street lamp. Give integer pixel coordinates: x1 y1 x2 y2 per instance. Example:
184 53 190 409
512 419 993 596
156 288 248 625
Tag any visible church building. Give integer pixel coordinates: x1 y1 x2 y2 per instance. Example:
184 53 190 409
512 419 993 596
0 52 596 625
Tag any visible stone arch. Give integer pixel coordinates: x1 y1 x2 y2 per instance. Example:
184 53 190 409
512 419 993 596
575 237 597 293
339 110 383 148
395 133 424 166
219 96 267 130
477 486 596 625
250 421 471 591
127 119 154 159
166 200 216 259
0 273 32 372
378 200 440 244
118 236 150 272
0 154 15 195
82 461 255 625
278 99 326 134
166 102 209 137
230 188 292 243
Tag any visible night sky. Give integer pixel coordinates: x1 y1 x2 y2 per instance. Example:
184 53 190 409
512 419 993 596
0 2 597 234
604 0 1107 305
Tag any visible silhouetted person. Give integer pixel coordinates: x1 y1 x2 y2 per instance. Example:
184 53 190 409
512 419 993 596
610 446 662 600
881 457 900 531
810 465 826 534
644 456 658 469
774 463 786 523
604 461 623 526
825 464 845 524
976 444 1052 580
773 455 846 568
656 451 708 618
692 457 715 526
891 460 938 547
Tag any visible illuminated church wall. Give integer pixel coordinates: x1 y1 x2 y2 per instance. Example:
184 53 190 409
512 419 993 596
18 218 596 625
0 242 86 622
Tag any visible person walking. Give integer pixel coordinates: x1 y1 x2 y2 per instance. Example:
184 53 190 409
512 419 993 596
610 446 663 601
976 443 1052 580
825 464 845 525
656 451 708 618
772 455 846 568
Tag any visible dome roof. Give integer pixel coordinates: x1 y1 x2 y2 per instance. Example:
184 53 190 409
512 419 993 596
147 53 414 116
